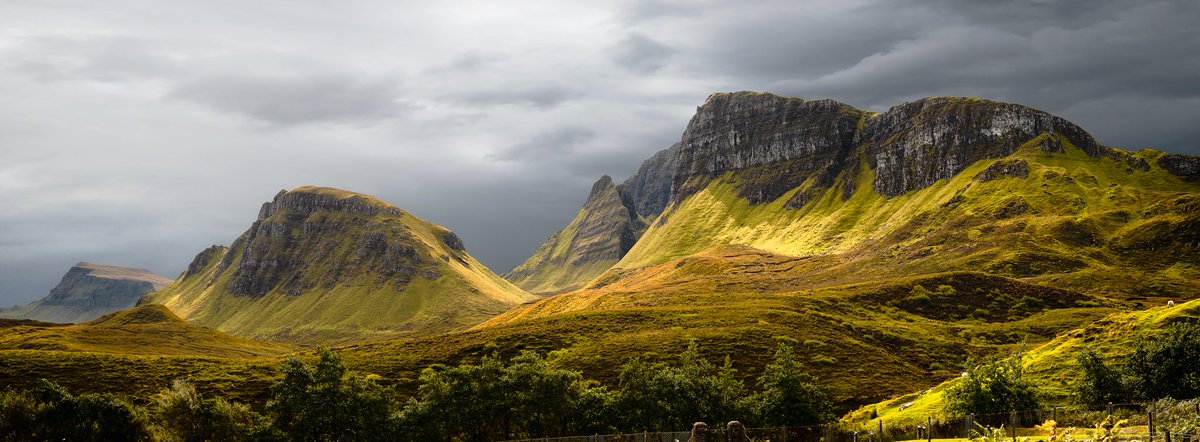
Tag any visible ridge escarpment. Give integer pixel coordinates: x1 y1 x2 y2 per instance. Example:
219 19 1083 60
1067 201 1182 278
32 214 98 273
508 91 1200 295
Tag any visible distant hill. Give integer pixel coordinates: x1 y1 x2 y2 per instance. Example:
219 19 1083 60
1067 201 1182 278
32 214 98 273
0 304 291 358
0 262 172 323
143 186 535 344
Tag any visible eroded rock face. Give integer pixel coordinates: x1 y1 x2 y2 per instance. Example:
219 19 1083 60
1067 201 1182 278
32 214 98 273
223 188 435 297
620 143 679 219
865 98 1102 198
1159 154 1200 180
974 159 1030 182
673 92 864 202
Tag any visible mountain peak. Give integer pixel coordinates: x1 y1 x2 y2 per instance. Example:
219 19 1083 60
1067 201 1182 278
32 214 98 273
258 186 402 220
587 175 615 201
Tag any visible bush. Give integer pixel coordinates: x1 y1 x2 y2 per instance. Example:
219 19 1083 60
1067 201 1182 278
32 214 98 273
153 379 268 442
30 379 151 441
944 354 1041 424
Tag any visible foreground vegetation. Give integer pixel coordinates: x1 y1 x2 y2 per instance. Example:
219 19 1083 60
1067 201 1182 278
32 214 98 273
0 341 832 441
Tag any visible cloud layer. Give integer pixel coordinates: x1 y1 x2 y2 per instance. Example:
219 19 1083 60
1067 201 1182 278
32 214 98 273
1 0 1198 304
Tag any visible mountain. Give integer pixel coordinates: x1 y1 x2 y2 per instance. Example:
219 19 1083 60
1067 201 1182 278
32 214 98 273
0 304 291 358
0 262 173 323
504 143 678 294
142 186 534 344
465 91 1200 408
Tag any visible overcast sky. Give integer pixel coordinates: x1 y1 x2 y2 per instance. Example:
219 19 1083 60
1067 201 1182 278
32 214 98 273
2 0 1198 306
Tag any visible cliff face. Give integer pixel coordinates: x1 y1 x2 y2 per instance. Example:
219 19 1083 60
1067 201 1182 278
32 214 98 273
0 263 172 323
863 97 1104 197
144 186 533 344
673 92 865 203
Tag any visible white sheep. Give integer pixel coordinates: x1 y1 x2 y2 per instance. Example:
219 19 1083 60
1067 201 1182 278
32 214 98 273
1168 300 1175 307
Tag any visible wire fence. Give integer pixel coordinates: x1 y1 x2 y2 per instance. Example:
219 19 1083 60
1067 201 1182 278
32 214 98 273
501 401 1200 442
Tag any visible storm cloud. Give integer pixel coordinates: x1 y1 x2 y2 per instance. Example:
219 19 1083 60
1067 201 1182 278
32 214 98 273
1 0 1198 305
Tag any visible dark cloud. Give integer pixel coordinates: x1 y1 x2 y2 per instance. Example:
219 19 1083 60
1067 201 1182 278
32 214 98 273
610 33 674 73
171 72 407 126
1 0 1198 305
446 85 583 109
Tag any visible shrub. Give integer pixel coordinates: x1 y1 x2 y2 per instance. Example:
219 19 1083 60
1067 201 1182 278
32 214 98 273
944 354 1041 424
267 348 395 442
152 379 267 442
1123 322 1200 400
1074 349 1129 406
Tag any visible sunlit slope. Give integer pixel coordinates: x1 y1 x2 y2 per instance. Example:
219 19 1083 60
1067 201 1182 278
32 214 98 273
0 304 291 358
847 297 1200 426
344 262 1116 410
617 137 1200 298
144 186 534 344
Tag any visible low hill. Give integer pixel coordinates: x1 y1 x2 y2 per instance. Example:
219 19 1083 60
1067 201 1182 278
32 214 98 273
0 262 173 323
143 186 535 344
0 304 291 358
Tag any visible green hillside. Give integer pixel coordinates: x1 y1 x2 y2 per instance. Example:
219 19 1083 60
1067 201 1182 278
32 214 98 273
143 186 534 344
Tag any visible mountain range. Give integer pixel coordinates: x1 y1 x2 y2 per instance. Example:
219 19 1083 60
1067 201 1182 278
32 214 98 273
2 91 1198 412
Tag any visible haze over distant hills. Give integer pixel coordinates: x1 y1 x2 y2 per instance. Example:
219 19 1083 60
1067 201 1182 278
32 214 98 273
0 262 172 323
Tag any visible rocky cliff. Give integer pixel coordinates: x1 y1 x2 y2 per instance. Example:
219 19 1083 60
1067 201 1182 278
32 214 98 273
143 186 534 343
0 263 172 323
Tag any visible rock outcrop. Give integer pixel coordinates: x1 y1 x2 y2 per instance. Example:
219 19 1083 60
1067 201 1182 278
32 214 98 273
504 176 643 294
143 186 533 344
673 92 865 203
0 263 173 323
864 97 1103 197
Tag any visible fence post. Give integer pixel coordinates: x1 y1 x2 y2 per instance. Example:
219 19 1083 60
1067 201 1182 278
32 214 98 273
928 416 933 442
879 419 884 442
1011 410 1018 442
966 414 975 438
1053 407 1058 423
1107 402 1114 416
1149 408 1156 438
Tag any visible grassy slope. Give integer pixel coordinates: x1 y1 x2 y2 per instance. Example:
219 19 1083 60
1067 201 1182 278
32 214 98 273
0 305 293 405
618 136 1200 298
0 304 292 358
144 186 533 344
846 297 1200 427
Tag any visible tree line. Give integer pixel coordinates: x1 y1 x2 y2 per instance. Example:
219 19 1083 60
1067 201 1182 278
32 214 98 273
0 340 832 441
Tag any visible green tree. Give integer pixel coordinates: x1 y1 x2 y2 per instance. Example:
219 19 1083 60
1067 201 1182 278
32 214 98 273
267 348 395 441
944 354 1040 424
1074 349 1129 406
614 341 747 432
751 342 833 426
396 351 612 441
1123 322 1200 401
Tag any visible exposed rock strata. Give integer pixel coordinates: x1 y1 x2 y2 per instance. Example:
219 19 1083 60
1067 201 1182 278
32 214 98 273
0 263 172 323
